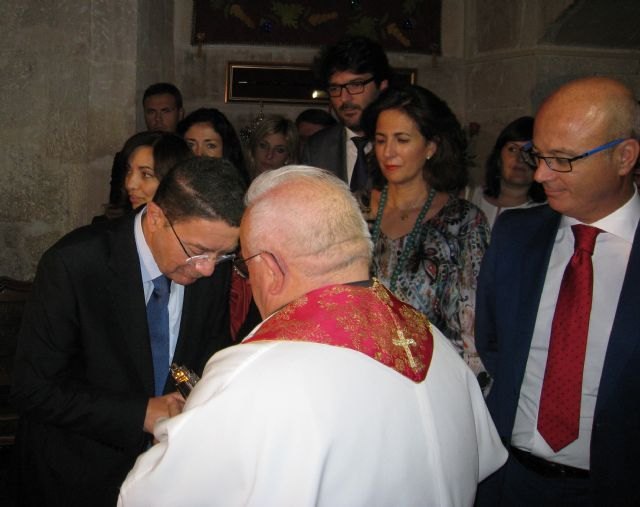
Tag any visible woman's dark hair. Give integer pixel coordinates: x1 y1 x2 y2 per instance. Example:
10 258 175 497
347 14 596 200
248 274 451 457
106 131 191 219
484 116 546 202
362 85 468 192
176 108 250 186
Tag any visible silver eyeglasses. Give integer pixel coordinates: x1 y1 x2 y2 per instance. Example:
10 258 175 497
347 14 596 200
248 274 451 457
166 217 235 267
520 138 628 173
326 76 375 97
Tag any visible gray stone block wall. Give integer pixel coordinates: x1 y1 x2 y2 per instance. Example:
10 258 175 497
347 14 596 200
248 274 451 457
1 1 143 280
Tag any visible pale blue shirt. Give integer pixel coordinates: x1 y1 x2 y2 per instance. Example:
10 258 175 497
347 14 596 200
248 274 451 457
134 209 185 368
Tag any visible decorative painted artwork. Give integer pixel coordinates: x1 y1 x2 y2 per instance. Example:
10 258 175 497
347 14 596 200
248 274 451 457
192 1 442 54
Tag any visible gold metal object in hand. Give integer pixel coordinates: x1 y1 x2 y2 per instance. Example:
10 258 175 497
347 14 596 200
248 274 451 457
170 363 200 398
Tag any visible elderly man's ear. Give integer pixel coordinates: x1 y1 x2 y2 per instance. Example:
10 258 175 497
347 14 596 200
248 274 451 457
262 254 284 295
260 252 286 297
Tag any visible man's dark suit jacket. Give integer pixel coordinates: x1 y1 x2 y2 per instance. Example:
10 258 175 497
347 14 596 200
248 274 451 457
11 213 257 507
475 204 640 505
301 124 348 182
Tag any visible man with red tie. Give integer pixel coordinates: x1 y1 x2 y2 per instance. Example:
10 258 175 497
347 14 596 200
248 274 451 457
475 77 640 506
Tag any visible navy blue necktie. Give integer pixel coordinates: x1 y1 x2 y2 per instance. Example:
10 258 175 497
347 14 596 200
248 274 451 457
147 275 171 396
350 136 369 193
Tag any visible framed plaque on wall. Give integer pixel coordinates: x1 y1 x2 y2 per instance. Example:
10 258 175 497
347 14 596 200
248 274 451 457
225 62 417 104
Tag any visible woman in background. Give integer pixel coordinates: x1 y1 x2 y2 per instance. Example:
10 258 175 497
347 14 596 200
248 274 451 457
104 131 191 219
362 84 491 391
177 108 250 186
468 116 546 228
246 115 299 179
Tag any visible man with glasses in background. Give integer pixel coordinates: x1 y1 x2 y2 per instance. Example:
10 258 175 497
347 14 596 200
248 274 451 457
12 157 258 507
302 36 390 193
475 77 640 506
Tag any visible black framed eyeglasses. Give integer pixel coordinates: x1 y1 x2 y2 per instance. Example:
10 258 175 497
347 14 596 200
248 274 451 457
166 217 235 267
232 252 264 279
233 251 285 279
519 138 628 173
326 76 375 97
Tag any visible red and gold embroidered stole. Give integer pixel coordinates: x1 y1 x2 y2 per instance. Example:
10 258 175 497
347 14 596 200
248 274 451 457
245 280 433 382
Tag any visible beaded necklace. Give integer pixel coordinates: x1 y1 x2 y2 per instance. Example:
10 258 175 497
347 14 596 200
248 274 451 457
371 185 437 292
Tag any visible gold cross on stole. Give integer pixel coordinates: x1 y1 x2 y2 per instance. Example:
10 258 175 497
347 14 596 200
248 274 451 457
393 330 417 369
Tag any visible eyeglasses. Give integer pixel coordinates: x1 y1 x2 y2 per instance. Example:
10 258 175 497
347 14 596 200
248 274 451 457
233 251 284 279
232 252 263 279
166 217 235 267
520 138 628 173
326 76 375 97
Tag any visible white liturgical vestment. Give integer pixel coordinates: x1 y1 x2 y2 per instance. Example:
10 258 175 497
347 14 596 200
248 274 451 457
119 282 506 506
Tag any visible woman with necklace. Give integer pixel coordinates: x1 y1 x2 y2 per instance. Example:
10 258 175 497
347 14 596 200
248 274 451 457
468 116 546 229
361 85 491 392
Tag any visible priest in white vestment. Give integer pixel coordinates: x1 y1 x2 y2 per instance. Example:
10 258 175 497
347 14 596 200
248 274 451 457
119 166 507 507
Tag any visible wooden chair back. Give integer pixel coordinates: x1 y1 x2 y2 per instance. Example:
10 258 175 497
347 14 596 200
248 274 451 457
0 277 32 447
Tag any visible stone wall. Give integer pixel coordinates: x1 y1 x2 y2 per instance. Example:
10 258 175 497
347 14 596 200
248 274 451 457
136 0 175 131
465 0 640 181
0 1 139 280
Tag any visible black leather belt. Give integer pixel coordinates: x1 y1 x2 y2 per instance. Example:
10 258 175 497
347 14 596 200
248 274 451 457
509 446 590 479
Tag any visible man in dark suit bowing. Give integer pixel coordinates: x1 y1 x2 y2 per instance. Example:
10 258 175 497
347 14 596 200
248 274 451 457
302 36 390 193
475 77 640 506
12 157 257 507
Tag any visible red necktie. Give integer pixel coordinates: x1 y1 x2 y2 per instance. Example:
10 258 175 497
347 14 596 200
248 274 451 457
537 224 601 452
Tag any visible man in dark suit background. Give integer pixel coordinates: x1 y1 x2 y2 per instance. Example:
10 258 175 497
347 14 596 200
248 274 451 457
302 36 390 190
12 157 254 506
475 77 640 506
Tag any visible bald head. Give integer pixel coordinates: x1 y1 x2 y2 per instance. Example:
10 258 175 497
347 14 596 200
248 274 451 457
244 165 371 276
533 77 640 223
538 77 639 142
240 166 372 317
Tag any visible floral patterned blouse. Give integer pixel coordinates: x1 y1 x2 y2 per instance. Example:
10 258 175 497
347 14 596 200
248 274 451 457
370 194 491 392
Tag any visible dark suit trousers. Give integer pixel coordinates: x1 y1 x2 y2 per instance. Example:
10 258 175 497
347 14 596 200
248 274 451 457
475 454 592 507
